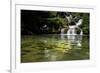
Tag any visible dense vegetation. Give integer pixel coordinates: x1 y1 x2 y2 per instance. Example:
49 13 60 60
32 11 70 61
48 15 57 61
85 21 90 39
21 10 90 35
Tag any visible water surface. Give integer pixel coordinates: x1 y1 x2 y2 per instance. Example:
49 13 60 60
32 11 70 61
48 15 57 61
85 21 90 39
21 34 89 63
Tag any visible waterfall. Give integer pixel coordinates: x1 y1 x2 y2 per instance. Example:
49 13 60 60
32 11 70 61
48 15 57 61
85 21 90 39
67 26 77 35
60 13 83 46
60 13 83 49
61 28 65 35
65 15 72 23
76 19 83 26
80 30 83 35
67 19 83 35
61 12 83 36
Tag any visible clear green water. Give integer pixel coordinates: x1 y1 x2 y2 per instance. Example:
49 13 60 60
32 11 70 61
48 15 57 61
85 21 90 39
21 34 89 63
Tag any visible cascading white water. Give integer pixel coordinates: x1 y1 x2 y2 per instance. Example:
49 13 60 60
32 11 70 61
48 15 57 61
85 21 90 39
61 12 83 36
61 28 65 35
61 19 83 35
60 13 83 49
67 26 77 35
80 29 83 35
76 19 83 26
67 19 83 35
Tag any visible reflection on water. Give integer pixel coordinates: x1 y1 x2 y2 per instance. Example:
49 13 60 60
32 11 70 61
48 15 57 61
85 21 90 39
44 35 83 61
44 48 58 61
61 35 82 50
21 34 89 63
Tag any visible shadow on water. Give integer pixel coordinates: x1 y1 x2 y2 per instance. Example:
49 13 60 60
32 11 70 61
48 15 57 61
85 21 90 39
21 34 89 63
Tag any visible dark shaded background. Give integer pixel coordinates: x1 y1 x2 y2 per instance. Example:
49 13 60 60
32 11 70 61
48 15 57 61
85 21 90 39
21 10 89 35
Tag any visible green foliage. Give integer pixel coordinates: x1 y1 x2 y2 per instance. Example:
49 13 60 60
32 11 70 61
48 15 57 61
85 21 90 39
70 13 90 35
21 10 89 35
82 13 90 35
47 17 68 32
75 28 81 34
